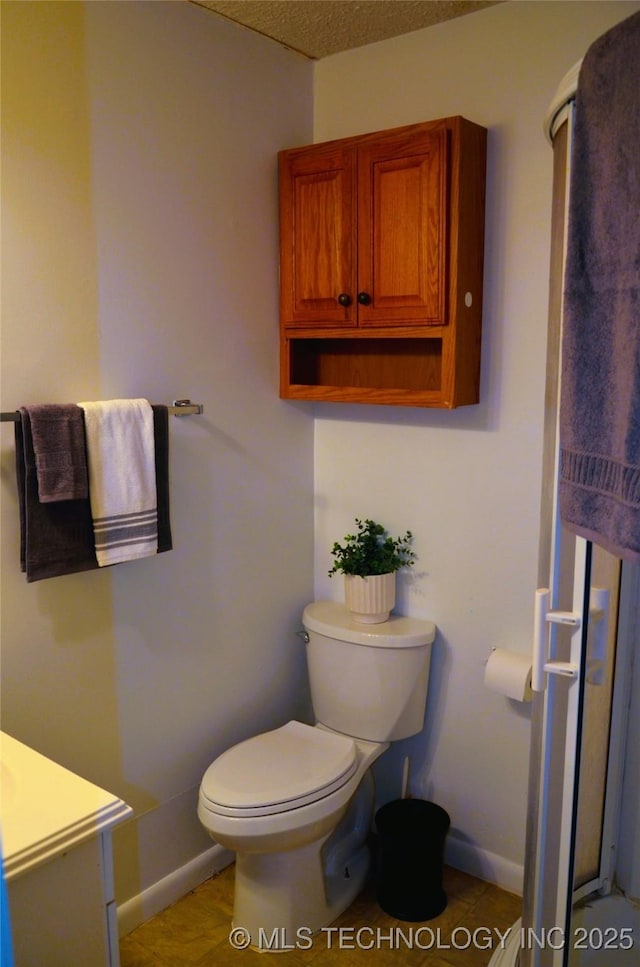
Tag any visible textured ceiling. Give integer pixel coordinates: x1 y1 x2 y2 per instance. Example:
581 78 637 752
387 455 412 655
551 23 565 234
192 0 501 60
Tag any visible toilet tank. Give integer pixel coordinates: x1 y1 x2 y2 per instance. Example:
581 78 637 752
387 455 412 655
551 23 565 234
302 601 436 742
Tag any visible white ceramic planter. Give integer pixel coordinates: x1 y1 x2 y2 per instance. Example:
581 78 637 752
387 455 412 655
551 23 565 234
344 572 396 624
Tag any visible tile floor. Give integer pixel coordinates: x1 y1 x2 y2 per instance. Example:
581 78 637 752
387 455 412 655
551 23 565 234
119 862 522 967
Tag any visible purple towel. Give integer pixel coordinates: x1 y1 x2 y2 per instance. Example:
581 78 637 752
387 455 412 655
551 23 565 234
15 409 98 582
22 403 88 502
559 11 640 563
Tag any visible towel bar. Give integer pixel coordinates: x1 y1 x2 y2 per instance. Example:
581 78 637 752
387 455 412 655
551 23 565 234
1 400 203 422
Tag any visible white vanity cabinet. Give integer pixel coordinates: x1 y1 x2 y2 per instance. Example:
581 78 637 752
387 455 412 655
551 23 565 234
1 732 132 966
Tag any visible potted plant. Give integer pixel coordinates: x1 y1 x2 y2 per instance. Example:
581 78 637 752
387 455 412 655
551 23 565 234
328 518 416 623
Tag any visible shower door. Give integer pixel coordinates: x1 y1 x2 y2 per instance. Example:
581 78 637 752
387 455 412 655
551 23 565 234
525 534 628 967
517 85 639 967
523 526 637 967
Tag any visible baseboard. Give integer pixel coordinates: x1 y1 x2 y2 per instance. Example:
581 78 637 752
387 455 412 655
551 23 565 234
117 844 235 937
116 835 522 937
445 833 524 896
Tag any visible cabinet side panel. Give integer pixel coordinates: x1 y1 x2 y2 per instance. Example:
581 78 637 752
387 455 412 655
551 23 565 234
8 838 110 966
445 118 487 406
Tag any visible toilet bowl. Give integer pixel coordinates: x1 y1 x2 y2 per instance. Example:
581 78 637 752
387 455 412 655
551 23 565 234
198 721 387 946
198 601 436 950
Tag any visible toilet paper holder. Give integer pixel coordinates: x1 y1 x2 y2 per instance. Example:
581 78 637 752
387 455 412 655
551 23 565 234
484 647 533 702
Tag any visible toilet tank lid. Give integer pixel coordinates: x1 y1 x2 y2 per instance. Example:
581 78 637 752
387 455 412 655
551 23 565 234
303 601 436 648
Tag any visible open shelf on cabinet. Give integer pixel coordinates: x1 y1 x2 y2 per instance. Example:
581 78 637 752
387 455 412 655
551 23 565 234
281 333 468 407
289 336 442 390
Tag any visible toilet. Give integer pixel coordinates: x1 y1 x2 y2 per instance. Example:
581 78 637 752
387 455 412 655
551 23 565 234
197 600 436 950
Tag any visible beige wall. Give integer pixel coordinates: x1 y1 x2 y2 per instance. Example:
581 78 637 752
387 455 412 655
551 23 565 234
0 0 314 904
312 0 640 890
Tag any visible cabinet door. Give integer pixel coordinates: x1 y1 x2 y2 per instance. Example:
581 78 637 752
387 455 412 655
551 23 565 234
357 127 448 327
279 142 357 327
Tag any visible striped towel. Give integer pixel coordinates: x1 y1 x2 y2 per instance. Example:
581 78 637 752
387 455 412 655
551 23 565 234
78 399 158 566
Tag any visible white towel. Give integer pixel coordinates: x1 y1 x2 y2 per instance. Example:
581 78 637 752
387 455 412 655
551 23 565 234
78 399 158 566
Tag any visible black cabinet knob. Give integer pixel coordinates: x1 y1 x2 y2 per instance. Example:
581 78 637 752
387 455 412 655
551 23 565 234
337 293 352 307
357 292 372 306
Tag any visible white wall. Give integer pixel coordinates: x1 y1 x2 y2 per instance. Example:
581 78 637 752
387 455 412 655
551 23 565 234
0 0 314 908
312 0 640 891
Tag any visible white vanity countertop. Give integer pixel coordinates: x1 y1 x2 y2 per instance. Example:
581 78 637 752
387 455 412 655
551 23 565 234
1 730 132 880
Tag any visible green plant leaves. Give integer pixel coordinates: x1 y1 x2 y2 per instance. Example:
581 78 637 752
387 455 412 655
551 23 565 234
328 517 416 577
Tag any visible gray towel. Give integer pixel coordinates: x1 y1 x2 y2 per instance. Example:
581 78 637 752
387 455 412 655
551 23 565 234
23 403 88 502
559 11 640 563
152 405 173 554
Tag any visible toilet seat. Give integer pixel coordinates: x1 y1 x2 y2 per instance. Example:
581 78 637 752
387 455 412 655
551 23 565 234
200 721 357 817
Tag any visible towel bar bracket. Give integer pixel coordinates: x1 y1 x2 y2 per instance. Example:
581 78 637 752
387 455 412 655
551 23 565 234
171 399 204 417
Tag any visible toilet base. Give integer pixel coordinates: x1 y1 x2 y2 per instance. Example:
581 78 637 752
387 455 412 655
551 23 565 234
232 772 376 952
233 837 370 952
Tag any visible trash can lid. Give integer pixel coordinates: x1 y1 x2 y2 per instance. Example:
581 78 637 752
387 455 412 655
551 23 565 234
376 798 450 837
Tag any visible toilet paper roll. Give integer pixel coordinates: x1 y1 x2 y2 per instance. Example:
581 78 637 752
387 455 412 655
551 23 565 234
484 648 533 702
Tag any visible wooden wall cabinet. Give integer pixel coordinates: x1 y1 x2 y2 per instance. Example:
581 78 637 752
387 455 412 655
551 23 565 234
278 116 487 407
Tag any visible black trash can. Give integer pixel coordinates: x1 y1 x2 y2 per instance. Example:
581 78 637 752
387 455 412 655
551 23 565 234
375 798 450 921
